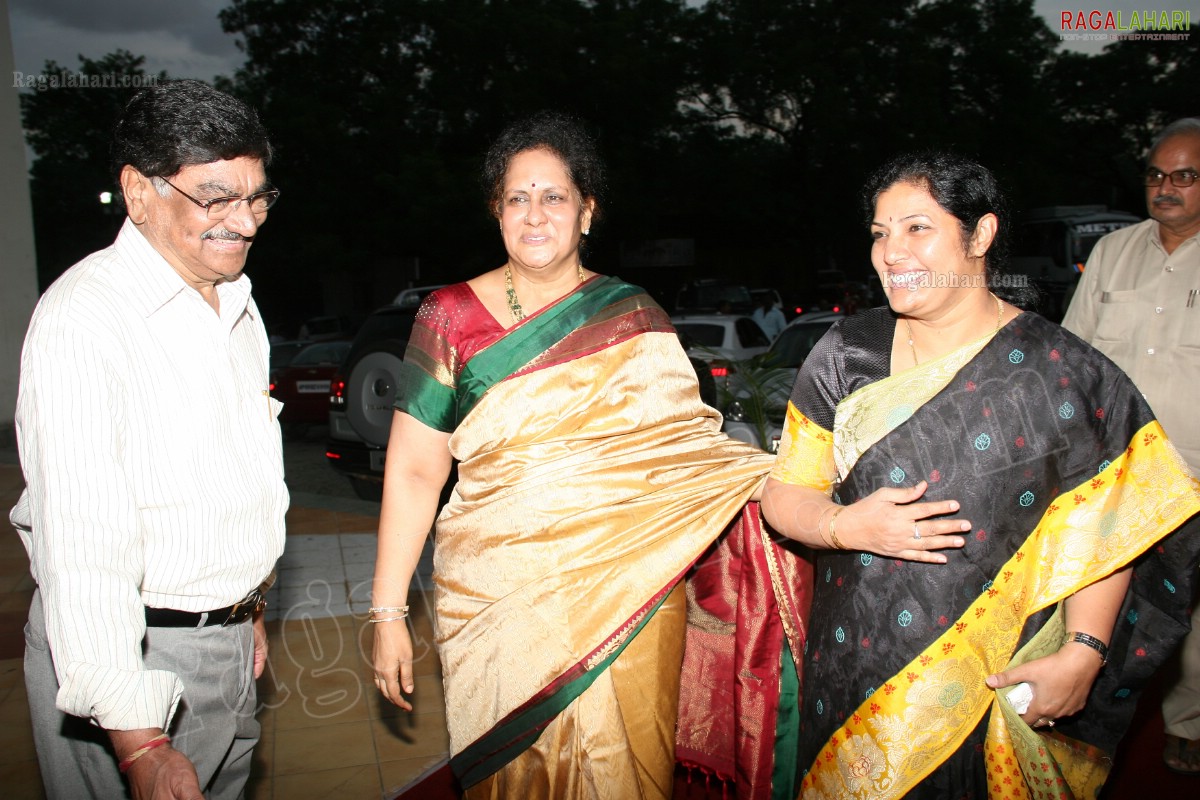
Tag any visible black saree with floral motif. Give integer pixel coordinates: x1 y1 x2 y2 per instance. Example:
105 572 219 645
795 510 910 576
771 307 1200 800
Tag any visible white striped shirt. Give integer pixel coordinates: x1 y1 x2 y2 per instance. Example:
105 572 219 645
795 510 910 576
10 219 288 730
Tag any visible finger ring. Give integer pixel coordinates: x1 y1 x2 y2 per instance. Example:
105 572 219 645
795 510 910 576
912 523 921 540
1047 719 1056 728
1035 717 1047 727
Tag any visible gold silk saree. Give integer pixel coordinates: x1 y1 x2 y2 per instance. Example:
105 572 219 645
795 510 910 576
397 277 775 797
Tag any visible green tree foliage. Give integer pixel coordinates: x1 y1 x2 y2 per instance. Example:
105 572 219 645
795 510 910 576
1043 24 1200 213
19 51 166 289
217 0 697 329
18 4 1195 321
680 0 1066 285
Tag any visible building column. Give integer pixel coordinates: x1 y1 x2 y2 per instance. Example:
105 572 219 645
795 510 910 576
0 0 41 447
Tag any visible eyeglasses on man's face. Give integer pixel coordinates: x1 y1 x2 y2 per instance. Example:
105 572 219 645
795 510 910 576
1143 167 1199 188
158 176 281 219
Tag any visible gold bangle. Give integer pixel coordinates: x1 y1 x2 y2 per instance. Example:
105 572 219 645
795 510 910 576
368 615 409 624
369 606 409 615
828 507 848 550
815 505 836 548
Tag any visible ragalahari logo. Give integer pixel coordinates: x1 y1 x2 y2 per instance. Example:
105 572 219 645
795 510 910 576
1058 9 1192 42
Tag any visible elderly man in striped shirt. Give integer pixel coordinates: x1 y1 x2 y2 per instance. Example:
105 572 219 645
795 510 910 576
11 79 287 800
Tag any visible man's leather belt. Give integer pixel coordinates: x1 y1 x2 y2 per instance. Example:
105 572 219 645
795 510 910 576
144 572 275 628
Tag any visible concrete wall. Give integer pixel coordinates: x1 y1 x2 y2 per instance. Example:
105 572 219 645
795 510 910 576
0 0 40 447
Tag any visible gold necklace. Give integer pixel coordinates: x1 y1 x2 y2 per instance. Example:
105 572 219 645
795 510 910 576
505 263 586 322
904 293 1003 365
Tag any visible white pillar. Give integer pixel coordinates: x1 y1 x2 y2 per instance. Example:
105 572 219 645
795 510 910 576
0 0 40 447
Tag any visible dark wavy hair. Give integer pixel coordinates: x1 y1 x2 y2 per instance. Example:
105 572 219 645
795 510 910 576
482 111 606 225
863 151 1039 309
111 79 273 182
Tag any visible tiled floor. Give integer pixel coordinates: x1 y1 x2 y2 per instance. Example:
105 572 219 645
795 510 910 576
0 463 450 800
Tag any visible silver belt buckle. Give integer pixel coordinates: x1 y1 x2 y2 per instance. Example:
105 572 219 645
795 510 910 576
222 588 266 626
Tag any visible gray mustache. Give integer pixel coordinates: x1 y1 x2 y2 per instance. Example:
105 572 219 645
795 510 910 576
201 230 250 241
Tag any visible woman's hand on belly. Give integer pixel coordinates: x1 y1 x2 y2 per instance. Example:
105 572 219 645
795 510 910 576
836 480 970 563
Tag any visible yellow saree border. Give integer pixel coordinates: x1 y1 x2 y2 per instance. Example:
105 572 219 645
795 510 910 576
984 607 1113 800
769 403 836 491
800 421 1200 799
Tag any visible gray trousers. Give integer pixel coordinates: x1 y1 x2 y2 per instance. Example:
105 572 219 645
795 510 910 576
24 589 260 799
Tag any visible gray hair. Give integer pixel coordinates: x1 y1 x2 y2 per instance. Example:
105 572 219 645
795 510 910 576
1149 117 1200 158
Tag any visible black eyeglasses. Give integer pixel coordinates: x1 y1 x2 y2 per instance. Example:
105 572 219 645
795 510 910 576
159 177 281 219
1144 168 1198 188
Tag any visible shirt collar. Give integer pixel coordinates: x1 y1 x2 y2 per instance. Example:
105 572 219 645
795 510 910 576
115 219 256 322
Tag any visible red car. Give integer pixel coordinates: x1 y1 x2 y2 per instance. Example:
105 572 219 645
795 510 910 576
270 340 352 427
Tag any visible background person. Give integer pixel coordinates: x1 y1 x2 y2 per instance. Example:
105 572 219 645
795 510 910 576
367 111 804 799
761 151 1200 797
1062 116 1200 775
752 291 787 339
11 79 286 800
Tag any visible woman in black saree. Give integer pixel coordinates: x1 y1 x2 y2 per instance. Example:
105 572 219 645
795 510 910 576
761 152 1200 798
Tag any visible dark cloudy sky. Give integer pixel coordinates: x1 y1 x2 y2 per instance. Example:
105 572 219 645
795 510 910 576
7 0 1199 82
8 0 241 81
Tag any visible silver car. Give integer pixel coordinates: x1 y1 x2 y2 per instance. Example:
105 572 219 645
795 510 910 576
722 312 843 451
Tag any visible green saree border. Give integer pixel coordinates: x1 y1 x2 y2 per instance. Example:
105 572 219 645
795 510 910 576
451 588 672 787
399 276 650 432
453 276 644 422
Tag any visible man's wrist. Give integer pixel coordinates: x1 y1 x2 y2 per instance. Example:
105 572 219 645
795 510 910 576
109 727 166 761
118 733 171 773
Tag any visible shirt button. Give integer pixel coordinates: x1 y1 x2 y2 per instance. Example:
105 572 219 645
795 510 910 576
1147 348 1155 355
1166 267 1175 272
1156 307 1164 314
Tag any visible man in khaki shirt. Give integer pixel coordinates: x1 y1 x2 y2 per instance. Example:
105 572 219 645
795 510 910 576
1063 117 1200 774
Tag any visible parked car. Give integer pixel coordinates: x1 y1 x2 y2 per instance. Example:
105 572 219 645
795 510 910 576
392 284 447 309
270 340 351 428
298 314 355 342
324 305 434 500
269 340 309 371
1010 205 1140 321
671 313 770 376
722 311 843 451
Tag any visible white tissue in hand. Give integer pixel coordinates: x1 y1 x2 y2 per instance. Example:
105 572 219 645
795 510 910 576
1005 681 1033 714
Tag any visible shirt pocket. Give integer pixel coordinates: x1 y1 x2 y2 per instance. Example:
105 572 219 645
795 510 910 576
249 393 286 471
1180 288 1200 349
1092 289 1139 346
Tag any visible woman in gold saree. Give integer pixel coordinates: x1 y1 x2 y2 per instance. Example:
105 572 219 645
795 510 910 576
369 112 785 798
762 152 1200 798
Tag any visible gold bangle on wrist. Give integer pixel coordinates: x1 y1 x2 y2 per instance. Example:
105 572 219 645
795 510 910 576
369 606 409 615
368 605 410 623
1063 631 1109 665
815 505 836 549
828 507 848 550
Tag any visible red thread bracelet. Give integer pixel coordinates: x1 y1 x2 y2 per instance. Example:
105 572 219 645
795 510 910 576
118 733 171 774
